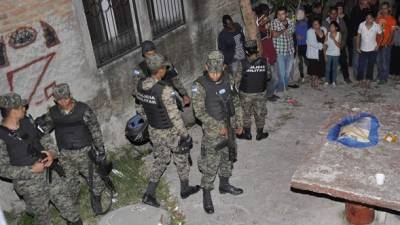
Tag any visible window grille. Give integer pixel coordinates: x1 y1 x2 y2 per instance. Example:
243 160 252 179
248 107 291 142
83 0 141 66
146 0 185 38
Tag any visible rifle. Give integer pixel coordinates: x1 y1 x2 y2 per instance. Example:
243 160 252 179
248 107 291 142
29 115 65 183
215 96 237 163
178 135 193 166
88 148 115 192
88 148 115 215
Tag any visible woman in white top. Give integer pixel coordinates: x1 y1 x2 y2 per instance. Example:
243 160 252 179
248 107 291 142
306 18 327 89
324 21 341 87
356 11 382 87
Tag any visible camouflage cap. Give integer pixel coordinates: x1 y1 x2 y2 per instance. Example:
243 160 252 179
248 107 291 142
53 83 71 101
0 93 28 109
206 50 224 73
145 53 172 74
244 40 257 49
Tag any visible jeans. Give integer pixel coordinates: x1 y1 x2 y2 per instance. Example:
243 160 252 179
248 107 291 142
357 51 377 81
276 54 294 92
352 37 359 78
325 56 340 84
297 45 308 78
377 46 392 81
267 63 278 97
339 47 349 80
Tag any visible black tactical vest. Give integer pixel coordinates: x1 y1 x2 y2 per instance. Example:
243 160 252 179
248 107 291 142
49 102 93 150
239 58 269 93
136 79 174 129
139 60 178 86
0 117 43 166
196 73 235 121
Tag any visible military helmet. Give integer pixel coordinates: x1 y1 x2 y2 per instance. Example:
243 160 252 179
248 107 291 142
125 114 150 145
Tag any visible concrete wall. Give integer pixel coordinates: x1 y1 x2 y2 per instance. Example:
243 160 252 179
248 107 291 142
0 0 241 210
0 0 242 147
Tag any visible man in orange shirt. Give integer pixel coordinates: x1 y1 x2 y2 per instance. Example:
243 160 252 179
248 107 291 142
376 2 397 84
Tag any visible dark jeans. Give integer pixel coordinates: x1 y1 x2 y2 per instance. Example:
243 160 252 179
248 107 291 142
357 51 377 81
377 46 392 81
297 45 308 78
339 47 350 80
347 38 353 66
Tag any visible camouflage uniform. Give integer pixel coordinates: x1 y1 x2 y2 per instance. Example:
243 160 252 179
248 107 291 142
0 93 80 225
138 54 190 182
234 40 272 131
139 54 199 207
142 77 190 183
192 51 244 191
40 84 105 201
132 41 188 115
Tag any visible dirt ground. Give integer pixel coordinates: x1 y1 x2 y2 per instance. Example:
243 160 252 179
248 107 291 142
160 76 400 225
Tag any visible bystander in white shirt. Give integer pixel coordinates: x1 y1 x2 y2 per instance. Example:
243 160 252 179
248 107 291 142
325 32 341 56
357 21 382 52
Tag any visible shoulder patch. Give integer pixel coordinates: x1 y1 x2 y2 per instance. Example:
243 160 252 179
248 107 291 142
133 69 141 76
218 88 226 95
192 83 198 93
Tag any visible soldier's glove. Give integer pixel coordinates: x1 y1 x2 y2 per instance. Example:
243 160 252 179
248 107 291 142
88 149 112 178
178 135 193 154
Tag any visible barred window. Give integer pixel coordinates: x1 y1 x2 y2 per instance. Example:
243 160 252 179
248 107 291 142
83 0 141 67
146 0 185 38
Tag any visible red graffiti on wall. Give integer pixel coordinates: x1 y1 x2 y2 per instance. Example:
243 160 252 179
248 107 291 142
34 81 57 106
6 52 56 105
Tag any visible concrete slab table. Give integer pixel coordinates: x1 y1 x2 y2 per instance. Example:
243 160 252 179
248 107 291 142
291 104 400 225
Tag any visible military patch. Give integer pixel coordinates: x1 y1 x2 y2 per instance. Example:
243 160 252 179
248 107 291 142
191 84 198 96
218 88 226 95
171 91 176 96
133 69 140 76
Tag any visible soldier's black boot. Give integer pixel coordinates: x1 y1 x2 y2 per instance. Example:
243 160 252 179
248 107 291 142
91 194 103 215
219 176 243 195
203 189 214 214
142 182 160 207
236 127 252 140
67 219 83 225
180 180 201 199
256 128 269 141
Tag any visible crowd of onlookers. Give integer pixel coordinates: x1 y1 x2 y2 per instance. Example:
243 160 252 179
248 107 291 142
218 0 400 101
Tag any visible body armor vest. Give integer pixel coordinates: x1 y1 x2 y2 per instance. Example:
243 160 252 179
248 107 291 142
0 117 43 166
49 102 93 150
136 79 174 129
239 58 269 93
196 73 235 121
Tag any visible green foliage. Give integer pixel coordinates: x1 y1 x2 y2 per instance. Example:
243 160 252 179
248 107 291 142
5 145 185 225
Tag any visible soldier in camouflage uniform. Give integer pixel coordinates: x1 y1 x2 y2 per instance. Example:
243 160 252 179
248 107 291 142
0 93 82 225
235 40 271 141
138 54 200 207
39 84 106 215
192 51 244 214
132 40 190 107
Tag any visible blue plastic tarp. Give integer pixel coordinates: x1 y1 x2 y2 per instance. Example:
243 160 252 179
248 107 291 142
327 112 380 148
